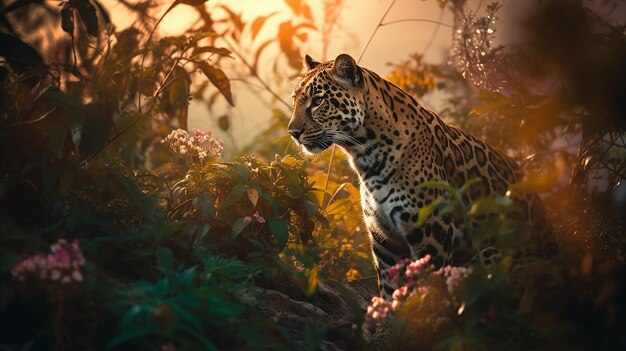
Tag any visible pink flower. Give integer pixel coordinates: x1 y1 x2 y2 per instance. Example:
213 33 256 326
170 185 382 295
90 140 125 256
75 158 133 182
50 270 61 281
392 286 408 300
71 270 83 282
363 296 395 340
251 212 266 224
11 238 86 285
440 265 471 294
163 129 224 165
387 267 399 278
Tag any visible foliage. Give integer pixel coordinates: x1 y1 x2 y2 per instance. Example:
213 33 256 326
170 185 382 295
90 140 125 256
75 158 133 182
0 0 366 350
362 178 625 350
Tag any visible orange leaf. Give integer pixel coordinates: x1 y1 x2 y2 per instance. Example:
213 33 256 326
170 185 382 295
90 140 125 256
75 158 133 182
251 12 277 40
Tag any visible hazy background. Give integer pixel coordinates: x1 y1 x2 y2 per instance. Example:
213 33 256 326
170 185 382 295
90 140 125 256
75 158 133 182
100 0 626 149
103 0 459 147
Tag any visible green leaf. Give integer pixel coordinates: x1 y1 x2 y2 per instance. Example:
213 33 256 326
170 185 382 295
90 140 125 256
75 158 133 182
416 200 439 227
197 61 234 106
468 196 513 216
170 303 201 329
229 163 252 183
267 218 289 251
118 305 146 330
459 178 481 194
154 278 171 297
220 184 247 208
196 192 215 218
231 217 249 239
176 322 218 351
419 180 457 196
304 200 318 217
156 247 174 273
107 324 156 349
179 267 198 287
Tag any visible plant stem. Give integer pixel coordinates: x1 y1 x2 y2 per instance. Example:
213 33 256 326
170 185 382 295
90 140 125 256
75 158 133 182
380 18 453 28
138 1 182 112
222 38 291 110
53 291 64 351
320 1 400 209
322 145 337 209
357 0 397 63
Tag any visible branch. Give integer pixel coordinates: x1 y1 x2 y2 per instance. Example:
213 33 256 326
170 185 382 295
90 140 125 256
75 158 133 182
380 18 453 29
7 107 56 126
80 117 140 165
142 49 188 112
222 37 291 110
421 10 447 57
137 0 183 112
357 0 397 63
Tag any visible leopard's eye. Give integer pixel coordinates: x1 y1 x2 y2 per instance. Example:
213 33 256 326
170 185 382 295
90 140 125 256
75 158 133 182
312 96 324 107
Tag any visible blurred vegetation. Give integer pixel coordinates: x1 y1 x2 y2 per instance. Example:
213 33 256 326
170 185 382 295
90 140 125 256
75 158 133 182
0 0 624 350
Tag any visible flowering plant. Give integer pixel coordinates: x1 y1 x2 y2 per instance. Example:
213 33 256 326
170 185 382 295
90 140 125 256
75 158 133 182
362 255 433 340
362 255 471 341
163 128 224 166
243 211 266 224
11 239 86 284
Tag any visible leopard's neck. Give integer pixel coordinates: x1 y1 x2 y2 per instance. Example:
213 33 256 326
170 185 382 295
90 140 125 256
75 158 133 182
340 69 437 187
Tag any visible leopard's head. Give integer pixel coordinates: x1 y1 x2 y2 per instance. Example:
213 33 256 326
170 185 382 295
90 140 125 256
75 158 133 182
288 53 368 154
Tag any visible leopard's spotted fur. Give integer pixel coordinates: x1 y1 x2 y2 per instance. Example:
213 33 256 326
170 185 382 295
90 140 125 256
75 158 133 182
288 54 556 298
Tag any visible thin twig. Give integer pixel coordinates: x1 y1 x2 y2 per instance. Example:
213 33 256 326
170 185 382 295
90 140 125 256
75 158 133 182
380 18 453 29
322 145 337 209
138 1 181 112
473 0 485 17
357 0 397 63
222 37 292 110
323 0 398 205
71 35 79 74
348 274 378 282
81 47 189 164
7 107 56 126
324 0 398 205
80 118 139 165
421 10 446 57
143 49 188 111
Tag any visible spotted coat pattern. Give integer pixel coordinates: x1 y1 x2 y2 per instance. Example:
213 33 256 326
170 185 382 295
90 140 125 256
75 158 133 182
288 54 556 298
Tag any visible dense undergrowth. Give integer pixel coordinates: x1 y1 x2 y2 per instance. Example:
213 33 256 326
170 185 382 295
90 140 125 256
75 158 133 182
1 0 625 350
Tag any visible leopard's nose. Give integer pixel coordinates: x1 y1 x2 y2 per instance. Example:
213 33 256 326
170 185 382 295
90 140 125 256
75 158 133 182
288 129 303 140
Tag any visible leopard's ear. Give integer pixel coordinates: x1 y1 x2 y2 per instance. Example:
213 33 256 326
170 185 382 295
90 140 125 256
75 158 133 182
304 54 321 70
331 53 362 87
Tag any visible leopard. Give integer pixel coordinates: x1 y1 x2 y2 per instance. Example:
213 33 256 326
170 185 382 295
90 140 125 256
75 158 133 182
288 53 557 298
